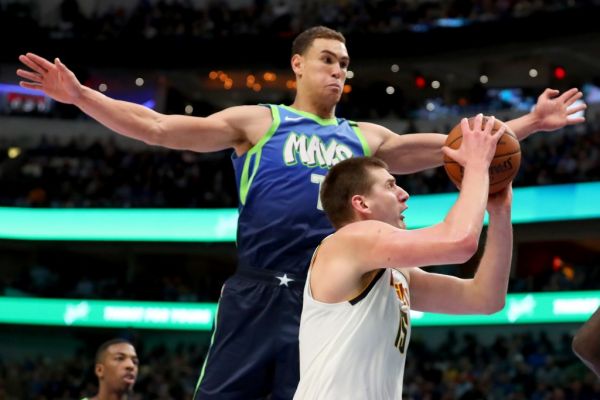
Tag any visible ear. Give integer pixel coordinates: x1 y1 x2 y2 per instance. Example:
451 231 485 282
291 54 303 77
350 194 371 216
95 363 104 379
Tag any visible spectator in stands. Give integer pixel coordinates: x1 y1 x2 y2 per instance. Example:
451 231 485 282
82 339 139 400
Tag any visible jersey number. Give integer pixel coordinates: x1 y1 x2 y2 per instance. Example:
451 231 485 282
395 307 409 354
311 173 326 210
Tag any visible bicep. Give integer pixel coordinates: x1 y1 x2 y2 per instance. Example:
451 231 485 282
360 121 446 174
157 105 270 153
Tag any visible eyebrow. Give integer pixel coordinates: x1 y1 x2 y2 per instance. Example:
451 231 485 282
320 50 350 64
113 352 138 358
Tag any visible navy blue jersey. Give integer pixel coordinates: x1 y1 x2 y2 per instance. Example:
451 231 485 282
232 104 371 275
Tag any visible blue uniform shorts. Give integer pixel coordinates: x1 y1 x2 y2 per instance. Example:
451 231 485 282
194 268 305 400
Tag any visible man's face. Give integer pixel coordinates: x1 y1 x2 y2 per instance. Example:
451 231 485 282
96 343 139 394
362 168 409 229
294 38 349 104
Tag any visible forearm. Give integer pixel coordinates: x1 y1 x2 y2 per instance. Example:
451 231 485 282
573 307 600 377
75 86 163 145
379 133 446 174
470 209 513 313
505 113 541 141
444 164 489 242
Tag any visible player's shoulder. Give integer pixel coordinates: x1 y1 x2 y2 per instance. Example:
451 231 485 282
218 104 272 120
213 105 274 146
333 220 396 247
355 121 395 152
356 121 392 135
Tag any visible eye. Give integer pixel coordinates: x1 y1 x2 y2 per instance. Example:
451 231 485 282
323 56 333 64
340 61 349 69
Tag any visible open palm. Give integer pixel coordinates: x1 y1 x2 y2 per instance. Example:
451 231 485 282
533 88 586 131
17 53 82 105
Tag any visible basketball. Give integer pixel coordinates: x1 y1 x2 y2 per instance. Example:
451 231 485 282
443 117 521 194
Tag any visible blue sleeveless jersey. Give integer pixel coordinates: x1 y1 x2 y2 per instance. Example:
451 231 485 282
232 104 371 275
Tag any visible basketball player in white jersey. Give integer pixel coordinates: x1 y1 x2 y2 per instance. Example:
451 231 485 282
294 115 514 399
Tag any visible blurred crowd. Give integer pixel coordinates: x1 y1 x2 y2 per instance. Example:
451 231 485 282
0 330 597 399
403 330 599 400
0 340 207 400
1 0 594 41
0 138 237 208
1 121 599 208
1 255 231 302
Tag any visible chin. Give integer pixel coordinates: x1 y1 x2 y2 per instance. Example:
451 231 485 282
322 91 341 104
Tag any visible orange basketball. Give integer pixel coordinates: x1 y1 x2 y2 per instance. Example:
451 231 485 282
443 117 521 194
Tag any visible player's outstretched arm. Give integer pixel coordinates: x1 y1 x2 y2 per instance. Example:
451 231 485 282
367 88 585 175
17 53 265 153
573 307 600 377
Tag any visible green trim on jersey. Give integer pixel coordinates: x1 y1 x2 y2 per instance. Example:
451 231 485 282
349 121 372 156
239 105 281 205
280 105 339 126
194 301 222 396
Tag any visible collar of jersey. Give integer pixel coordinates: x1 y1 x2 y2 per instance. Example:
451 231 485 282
281 105 339 126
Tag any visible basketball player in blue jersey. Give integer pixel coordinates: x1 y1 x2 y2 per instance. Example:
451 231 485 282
295 116 512 399
18 26 586 399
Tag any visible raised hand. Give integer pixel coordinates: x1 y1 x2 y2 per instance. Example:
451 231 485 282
442 114 506 168
17 53 83 104
533 88 587 131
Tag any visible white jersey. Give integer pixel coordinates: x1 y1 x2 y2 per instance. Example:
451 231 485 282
294 267 411 400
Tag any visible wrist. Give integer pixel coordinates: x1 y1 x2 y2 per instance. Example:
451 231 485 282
72 85 90 107
488 208 511 217
464 159 492 171
514 113 542 139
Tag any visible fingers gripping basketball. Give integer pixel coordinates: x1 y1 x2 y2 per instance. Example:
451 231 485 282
443 117 521 194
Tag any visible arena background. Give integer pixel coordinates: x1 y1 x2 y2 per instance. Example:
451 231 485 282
1 0 600 398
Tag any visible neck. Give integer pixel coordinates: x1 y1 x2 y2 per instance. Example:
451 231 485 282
94 387 129 400
290 95 336 119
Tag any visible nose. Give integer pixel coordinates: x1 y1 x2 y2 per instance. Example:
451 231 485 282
396 186 409 202
125 357 136 370
331 63 342 79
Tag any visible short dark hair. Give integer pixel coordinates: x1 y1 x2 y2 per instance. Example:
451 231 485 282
95 338 134 363
292 26 346 56
321 157 389 228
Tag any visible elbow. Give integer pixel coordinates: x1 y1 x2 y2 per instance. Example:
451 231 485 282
481 298 505 315
145 115 169 147
147 125 166 147
450 232 479 264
